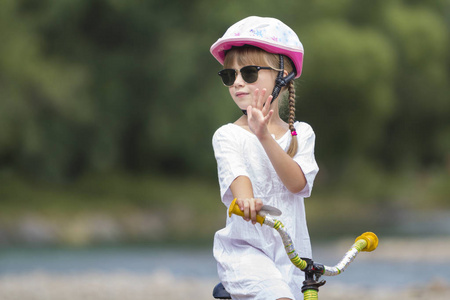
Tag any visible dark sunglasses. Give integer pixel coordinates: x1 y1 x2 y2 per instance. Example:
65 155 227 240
218 65 274 86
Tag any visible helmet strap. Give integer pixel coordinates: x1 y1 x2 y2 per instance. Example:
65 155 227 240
271 55 296 104
241 55 296 115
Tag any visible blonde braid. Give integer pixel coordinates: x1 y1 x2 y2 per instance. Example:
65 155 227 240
286 80 298 158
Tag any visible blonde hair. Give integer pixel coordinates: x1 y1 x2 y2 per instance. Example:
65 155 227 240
224 46 298 157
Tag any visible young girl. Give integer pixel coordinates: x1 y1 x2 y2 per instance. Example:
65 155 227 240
210 16 319 299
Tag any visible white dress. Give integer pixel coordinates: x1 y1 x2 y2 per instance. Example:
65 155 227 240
212 121 319 300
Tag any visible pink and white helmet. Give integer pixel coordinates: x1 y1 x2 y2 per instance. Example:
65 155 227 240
210 16 304 78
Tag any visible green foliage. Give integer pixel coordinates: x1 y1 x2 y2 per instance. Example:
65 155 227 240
300 20 396 169
0 0 449 184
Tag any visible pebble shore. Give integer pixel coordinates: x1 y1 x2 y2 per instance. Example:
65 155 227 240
0 271 449 300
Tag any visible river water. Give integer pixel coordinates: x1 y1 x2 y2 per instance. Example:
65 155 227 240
1 236 450 289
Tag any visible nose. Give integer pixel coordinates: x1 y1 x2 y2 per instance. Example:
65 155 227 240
233 72 245 87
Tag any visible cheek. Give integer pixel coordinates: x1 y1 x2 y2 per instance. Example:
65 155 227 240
228 87 234 97
257 80 274 94
258 74 276 90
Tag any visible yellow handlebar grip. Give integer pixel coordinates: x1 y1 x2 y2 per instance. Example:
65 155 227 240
228 198 265 225
355 232 379 252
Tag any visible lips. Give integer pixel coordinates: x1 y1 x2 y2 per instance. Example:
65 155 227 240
235 92 249 97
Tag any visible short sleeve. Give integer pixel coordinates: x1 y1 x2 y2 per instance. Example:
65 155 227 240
293 123 319 198
212 126 249 203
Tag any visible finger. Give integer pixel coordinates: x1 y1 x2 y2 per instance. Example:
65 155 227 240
255 198 263 213
246 105 253 120
258 89 267 108
262 94 273 115
264 110 274 123
237 198 244 212
252 89 259 108
249 199 256 224
243 199 250 221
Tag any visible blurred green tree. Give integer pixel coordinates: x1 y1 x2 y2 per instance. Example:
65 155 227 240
0 0 448 183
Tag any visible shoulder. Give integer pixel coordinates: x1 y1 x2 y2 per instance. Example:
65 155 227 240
294 121 315 136
214 123 250 137
213 123 236 138
212 123 245 145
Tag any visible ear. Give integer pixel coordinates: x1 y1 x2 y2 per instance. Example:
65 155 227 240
283 69 289 77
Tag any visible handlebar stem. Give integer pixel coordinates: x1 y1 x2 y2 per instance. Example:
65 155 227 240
323 239 368 276
263 216 308 270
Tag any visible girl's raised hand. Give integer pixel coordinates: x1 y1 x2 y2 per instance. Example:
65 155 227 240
247 89 274 139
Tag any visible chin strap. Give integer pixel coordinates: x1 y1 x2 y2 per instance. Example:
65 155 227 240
271 55 296 104
241 55 296 115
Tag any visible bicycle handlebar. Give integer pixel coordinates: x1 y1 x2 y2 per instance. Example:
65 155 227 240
322 231 378 276
228 198 378 277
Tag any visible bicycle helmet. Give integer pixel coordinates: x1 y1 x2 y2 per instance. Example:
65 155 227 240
211 17 303 112
210 16 304 78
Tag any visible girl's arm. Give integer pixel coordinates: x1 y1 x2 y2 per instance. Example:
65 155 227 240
230 175 263 224
247 89 307 194
257 134 306 194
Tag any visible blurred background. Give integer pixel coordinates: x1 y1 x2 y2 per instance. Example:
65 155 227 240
0 0 449 299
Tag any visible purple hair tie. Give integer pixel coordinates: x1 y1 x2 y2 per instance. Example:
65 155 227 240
291 130 297 136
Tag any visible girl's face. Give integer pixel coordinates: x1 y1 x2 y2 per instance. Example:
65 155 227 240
227 60 278 111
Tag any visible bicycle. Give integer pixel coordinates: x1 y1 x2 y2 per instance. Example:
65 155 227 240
213 198 379 299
